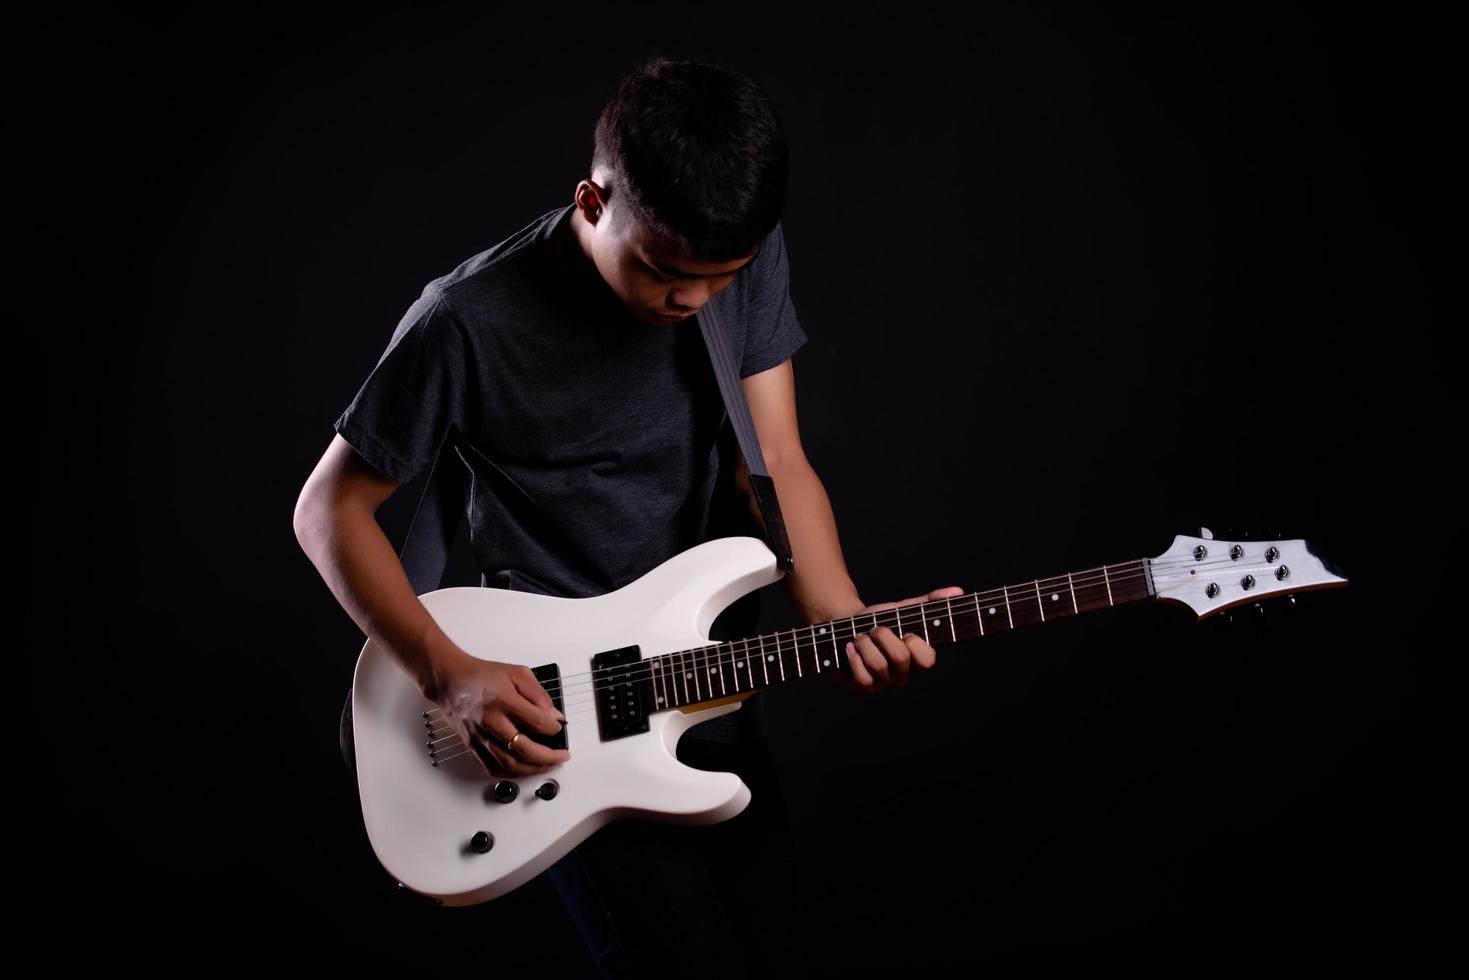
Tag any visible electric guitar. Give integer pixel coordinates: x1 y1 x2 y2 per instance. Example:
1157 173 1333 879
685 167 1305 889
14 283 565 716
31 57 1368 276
346 528 1348 907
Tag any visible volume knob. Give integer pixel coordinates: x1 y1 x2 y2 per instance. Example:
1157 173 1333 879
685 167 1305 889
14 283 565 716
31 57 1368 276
469 831 494 853
493 780 519 803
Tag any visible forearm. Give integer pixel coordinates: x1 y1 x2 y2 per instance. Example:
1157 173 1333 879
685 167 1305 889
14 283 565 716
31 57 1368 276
293 496 467 693
743 455 865 624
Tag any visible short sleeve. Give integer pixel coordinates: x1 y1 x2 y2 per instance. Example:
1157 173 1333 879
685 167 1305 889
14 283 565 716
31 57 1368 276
739 220 809 378
333 288 474 485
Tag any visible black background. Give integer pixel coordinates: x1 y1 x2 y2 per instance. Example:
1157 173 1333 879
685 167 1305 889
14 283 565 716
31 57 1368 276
10 2 1453 971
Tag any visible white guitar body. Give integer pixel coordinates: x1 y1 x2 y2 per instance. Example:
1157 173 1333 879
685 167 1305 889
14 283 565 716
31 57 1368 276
349 535 783 908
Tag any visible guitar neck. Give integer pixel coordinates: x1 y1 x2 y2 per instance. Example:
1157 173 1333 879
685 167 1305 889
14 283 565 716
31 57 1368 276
648 557 1155 713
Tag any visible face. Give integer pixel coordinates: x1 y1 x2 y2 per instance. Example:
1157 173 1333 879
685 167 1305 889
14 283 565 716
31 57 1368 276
572 176 759 326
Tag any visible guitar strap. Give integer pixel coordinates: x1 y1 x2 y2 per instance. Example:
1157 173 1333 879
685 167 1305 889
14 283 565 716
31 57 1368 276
339 289 795 769
693 296 797 574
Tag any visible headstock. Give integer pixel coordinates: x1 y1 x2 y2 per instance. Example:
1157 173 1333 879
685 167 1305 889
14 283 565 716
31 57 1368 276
1148 526 1349 621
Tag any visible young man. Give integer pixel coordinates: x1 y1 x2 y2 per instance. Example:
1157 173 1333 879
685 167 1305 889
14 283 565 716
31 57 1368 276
294 57 963 977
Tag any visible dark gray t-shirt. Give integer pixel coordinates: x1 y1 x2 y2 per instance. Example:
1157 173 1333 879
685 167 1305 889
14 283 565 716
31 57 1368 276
334 203 808 742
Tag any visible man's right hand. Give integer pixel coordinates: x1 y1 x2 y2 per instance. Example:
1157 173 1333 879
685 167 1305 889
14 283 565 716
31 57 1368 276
423 651 571 779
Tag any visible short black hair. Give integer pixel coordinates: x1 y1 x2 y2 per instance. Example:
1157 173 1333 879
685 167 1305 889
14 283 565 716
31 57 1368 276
590 56 789 263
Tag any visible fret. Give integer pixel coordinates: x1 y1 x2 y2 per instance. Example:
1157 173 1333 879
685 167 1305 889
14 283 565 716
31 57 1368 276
717 641 734 694
718 640 736 695
819 624 840 670
681 645 695 703
1037 574 1072 621
801 627 819 674
779 629 792 678
1102 564 1114 606
713 643 731 696
814 626 833 671
1035 579 1045 622
695 644 709 701
1067 571 1078 614
1107 561 1150 604
1072 565 1110 614
945 597 956 641
651 654 667 709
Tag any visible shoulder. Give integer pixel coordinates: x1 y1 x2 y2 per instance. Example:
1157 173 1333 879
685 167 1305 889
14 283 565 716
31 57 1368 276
422 206 565 316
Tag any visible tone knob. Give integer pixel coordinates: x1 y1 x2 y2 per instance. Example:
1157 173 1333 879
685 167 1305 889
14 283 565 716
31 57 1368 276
470 831 494 853
536 780 559 801
493 780 519 803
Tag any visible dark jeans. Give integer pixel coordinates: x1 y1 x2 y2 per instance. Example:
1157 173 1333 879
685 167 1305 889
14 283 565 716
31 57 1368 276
339 694 807 978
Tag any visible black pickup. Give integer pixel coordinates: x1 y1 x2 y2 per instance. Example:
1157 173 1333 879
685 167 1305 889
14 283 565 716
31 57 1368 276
590 644 651 741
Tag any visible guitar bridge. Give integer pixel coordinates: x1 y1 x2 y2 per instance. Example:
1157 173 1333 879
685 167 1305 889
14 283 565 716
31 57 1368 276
590 644 651 741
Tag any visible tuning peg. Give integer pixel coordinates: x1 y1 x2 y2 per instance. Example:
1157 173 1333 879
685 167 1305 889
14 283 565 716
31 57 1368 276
1200 526 1214 540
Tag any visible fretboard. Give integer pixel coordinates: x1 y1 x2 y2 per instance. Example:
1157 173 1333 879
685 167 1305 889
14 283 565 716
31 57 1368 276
644 557 1156 713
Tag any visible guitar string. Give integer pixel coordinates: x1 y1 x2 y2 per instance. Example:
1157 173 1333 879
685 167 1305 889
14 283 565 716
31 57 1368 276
424 552 1286 715
418 552 1297 747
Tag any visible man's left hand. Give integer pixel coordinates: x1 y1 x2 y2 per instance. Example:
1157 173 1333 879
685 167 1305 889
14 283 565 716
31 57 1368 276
831 586 966 697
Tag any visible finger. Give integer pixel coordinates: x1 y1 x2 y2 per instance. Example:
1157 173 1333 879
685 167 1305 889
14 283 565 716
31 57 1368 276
929 586 966 599
511 669 567 731
842 643 876 694
852 633 890 688
494 710 571 769
476 719 556 775
461 728 513 779
504 685 568 737
904 633 936 670
873 626 911 687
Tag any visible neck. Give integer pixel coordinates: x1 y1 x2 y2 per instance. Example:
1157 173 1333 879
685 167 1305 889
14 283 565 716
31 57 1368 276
646 556 1158 712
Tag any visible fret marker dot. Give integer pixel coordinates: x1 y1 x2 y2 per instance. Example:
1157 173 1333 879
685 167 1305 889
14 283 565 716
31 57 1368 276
822 659 830 667
708 667 716 673
1051 593 1059 601
988 607 997 614
736 661 744 669
767 654 775 662
931 619 940 626
656 696 664 704
819 626 828 633
685 673 693 679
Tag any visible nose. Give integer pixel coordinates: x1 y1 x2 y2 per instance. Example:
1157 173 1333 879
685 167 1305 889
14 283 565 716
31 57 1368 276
669 282 712 311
